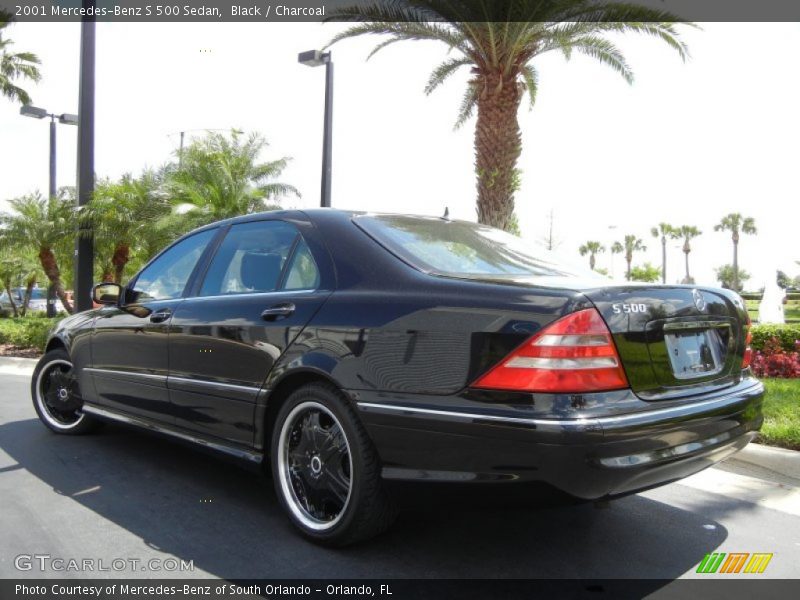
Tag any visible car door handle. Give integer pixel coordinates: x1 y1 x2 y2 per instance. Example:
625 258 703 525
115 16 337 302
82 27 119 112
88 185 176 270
149 308 173 323
261 303 296 321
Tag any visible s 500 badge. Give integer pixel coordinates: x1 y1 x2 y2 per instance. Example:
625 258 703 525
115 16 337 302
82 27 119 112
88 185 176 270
612 303 648 314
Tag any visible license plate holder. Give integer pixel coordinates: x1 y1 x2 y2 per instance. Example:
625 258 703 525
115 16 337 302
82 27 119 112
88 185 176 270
664 329 724 380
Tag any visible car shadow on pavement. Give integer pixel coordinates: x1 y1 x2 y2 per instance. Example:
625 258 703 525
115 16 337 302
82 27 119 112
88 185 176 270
0 418 731 585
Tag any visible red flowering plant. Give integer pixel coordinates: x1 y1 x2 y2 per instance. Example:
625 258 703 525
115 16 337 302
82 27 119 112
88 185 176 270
750 337 800 378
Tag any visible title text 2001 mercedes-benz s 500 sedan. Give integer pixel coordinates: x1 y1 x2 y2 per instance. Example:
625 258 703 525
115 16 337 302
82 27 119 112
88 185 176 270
31 210 764 545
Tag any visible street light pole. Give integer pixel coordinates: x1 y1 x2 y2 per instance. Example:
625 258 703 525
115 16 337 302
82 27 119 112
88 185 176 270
299 49 334 208
75 3 96 313
321 56 333 208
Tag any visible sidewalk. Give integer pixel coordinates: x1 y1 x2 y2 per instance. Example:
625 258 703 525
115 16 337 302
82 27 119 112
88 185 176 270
0 356 37 377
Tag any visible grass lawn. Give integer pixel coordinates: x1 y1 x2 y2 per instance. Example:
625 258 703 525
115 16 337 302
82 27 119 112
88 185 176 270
759 378 800 450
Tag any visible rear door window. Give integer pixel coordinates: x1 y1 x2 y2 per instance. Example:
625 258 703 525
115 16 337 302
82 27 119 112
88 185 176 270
198 220 318 296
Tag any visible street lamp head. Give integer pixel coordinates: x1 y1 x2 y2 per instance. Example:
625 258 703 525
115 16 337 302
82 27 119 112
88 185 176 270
298 49 330 67
20 105 48 119
59 113 79 126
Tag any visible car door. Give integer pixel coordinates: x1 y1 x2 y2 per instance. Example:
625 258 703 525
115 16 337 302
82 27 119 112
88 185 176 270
167 218 333 445
87 227 219 422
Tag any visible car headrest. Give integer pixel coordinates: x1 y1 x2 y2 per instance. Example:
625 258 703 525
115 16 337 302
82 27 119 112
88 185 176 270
240 252 283 292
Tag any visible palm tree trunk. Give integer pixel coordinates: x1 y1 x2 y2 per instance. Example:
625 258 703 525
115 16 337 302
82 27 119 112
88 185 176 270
684 250 690 283
21 275 35 317
626 256 632 281
590 254 596 270
661 237 667 284
474 74 523 231
38 247 74 314
732 238 739 291
3 282 19 318
112 243 130 284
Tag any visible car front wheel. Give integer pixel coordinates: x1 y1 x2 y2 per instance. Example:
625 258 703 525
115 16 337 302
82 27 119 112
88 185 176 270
271 382 396 546
31 348 97 435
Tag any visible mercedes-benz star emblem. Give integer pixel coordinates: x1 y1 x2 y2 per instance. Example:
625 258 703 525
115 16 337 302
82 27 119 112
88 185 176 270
692 289 706 312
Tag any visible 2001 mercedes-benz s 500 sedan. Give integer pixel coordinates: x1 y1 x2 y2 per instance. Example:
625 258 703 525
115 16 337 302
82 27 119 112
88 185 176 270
32 210 764 545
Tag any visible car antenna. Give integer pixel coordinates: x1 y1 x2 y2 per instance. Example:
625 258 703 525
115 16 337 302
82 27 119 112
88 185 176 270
442 207 450 220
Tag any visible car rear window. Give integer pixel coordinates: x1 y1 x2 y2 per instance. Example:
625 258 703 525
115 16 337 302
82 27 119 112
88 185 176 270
354 214 596 279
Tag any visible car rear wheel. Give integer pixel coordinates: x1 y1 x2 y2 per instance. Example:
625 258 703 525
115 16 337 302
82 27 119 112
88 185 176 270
31 348 97 435
271 382 396 546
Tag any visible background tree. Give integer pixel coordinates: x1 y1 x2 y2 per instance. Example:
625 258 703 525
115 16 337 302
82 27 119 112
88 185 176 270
1 191 75 313
578 240 605 271
619 235 646 281
629 262 661 283
715 264 750 292
86 169 172 284
0 17 42 105
610 241 623 278
0 251 23 317
167 130 299 228
714 213 756 293
650 223 678 284
677 225 701 284
776 270 790 290
327 1 690 231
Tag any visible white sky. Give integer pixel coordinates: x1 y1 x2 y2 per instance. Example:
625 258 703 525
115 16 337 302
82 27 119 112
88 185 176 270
1 21 798 288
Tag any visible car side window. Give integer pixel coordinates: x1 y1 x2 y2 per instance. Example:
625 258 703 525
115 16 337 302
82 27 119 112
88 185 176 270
283 239 320 291
128 229 216 303
199 221 304 297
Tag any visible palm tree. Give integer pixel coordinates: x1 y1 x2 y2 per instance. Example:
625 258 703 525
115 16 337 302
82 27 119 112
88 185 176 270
650 223 679 284
578 240 605 271
0 18 42 105
85 169 173 284
167 130 299 227
677 225 701 284
619 235 646 281
326 1 691 230
1 191 75 313
0 250 22 317
714 213 756 292
610 241 623 278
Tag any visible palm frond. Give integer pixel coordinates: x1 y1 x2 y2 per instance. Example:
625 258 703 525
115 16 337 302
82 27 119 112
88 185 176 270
424 56 471 95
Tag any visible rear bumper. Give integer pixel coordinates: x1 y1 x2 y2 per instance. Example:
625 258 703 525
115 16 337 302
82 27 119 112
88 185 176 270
354 378 764 499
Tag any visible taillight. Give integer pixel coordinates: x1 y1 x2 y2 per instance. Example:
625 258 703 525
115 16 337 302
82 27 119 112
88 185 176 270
742 313 753 368
471 308 629 393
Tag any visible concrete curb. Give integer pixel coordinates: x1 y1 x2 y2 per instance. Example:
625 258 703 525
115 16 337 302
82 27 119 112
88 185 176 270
725 442 800 484
0 356 37 376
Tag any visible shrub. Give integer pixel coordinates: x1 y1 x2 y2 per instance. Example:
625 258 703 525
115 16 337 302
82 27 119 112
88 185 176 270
0 317 60 351
751 337 800 379
750 324 800 353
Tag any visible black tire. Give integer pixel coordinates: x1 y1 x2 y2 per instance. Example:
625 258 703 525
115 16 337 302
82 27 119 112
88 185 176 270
270 382 396 546
31 348 98 435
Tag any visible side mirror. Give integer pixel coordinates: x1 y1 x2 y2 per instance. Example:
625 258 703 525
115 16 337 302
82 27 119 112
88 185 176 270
92 283 122 306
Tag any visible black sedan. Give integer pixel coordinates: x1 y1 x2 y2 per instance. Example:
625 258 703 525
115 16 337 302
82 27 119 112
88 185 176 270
31 209 764 545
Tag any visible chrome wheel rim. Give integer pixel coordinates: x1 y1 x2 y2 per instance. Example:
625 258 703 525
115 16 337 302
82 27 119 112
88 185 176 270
277 401 353 531
35 359 85 430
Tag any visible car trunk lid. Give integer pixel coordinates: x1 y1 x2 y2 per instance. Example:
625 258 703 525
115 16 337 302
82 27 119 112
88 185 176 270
581 285 749 399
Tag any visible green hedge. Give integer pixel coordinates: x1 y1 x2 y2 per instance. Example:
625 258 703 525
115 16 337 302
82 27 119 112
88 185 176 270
751 324 800 353
0 317 60 351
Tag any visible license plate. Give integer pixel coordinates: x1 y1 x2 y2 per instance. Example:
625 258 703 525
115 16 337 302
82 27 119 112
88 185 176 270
665 330 724 380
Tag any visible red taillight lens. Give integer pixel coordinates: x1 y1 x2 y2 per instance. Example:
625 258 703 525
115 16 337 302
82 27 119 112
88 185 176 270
742 313 753 368
471 308 629 393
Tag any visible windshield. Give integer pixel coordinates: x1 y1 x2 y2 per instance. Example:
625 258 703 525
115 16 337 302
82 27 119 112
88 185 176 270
354 214 602 280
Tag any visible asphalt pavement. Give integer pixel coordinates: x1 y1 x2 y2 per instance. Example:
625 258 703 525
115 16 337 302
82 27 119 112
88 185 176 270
1 362 799 586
